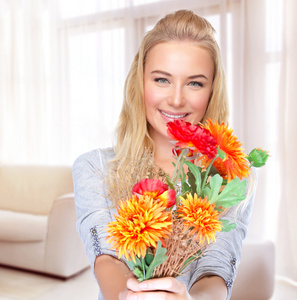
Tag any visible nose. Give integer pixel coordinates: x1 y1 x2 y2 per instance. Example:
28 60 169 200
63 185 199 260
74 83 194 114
167 85 185 108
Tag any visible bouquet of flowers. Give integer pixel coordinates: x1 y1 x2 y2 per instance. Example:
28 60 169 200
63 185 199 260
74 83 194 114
106 119 269 281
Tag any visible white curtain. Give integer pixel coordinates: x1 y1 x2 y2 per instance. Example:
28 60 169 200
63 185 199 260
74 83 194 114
277 0 297 284
0 0 243 166
233 0 297 291
0 0 296 292
0 0 63 164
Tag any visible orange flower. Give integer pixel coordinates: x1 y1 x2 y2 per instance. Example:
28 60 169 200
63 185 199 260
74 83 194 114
201 119 250 182
132 179 176 208
106 195 172 262
178 194 222 244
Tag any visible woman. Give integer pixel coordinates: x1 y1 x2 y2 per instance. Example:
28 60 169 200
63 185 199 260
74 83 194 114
73 10 256 300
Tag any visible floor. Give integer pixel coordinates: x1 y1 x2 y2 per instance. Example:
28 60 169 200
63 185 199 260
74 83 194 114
0 265 296 300
0 266 98 300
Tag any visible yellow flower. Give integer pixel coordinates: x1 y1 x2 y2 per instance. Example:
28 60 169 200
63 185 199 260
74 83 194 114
201 119 250 182
178 194 222 244
106 195 172 262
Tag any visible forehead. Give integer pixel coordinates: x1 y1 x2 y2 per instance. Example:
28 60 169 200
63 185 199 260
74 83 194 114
145 41 214 78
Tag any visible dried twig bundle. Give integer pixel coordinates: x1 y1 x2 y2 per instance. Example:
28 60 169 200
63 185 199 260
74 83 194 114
105 149 168 205
153 207 226 278
153 218 206 278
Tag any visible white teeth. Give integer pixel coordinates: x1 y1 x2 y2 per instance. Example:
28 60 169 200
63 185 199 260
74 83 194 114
161 111 188 119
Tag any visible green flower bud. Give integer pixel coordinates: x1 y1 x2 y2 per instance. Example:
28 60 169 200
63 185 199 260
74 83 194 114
247 148 269 167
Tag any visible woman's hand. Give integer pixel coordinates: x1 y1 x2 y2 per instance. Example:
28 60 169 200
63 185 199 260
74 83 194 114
120 276 193 300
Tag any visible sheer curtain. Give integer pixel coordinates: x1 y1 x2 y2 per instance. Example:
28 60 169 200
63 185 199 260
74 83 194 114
0 0 63 164
234 0 297 290
0 0 243 166
0 0 296 292
277 0 297 285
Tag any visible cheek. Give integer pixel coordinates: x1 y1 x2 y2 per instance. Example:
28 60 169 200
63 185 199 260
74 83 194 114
194 96 209 111
190 92 211 121
144 85 160 110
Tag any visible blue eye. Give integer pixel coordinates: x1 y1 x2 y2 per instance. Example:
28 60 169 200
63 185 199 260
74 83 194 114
189 81 203 87
155 78 169 84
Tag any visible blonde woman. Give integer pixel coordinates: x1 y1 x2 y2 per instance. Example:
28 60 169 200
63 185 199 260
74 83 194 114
73 10 256 300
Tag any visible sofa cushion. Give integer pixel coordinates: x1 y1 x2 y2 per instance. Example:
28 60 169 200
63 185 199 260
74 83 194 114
0 210 47 242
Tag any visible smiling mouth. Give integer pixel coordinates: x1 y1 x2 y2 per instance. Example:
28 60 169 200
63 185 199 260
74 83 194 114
160 110 189 119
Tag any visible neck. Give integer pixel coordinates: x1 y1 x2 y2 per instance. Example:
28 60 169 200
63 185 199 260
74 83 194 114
153 137 175 176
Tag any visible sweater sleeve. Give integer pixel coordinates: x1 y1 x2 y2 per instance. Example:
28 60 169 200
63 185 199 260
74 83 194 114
72 148 125 276
188 169 258 299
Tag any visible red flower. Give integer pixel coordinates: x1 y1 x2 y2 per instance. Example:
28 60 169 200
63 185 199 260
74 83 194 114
167 120 217 158
132 179 176 208
191 128 217 159
172 147 196 159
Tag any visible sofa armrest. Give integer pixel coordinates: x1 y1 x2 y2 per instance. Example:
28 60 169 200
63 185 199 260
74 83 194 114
43 193 89 277
230 237 275 300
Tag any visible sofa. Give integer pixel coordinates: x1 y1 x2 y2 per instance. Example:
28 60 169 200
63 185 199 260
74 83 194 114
0 165 89 278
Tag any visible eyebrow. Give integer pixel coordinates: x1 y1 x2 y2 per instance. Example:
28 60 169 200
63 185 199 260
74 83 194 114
151 70 209 80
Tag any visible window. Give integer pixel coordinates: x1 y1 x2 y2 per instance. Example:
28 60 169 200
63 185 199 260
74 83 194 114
58 0 240 164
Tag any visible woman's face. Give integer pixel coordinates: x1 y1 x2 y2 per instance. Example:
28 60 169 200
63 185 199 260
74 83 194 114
144 41 214 144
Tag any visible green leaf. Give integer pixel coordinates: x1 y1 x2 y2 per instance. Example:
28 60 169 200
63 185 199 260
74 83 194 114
204 174 223 204
185 168 196 194
216 207 224 212
166 175 175 190
127 255 147 281
184 161 202 195
145 248 154 266
126 259 136 271
133 267 145 281
145 241 167 280
204 177 246 208
217 148 226 160
181 181 191 194
126 255 143 270
220 219 237 232
215 178 247 208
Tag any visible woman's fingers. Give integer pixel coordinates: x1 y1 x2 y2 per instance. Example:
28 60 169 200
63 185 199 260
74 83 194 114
126 291 178 300
119 272 139 299
138 277 186 294
127 277 187 293
125 277 191 299
127 277 143 292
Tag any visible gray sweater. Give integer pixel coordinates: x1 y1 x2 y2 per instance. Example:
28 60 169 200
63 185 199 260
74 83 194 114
73 147 257 300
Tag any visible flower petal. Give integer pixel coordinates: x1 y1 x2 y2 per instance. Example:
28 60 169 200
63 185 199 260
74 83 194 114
158 189 176 208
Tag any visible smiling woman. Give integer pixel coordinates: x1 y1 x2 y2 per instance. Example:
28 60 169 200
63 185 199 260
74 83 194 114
72 9 254 300
0 0 295 298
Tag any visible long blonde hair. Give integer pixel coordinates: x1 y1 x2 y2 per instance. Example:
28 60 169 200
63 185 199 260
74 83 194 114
112 9 229 170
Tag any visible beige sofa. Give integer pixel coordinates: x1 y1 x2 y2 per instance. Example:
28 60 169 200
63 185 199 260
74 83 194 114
0 165 89 278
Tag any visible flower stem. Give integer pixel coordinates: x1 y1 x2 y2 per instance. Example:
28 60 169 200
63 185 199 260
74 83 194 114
141 257 146 279
201 154 219 193
171 148 187 186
